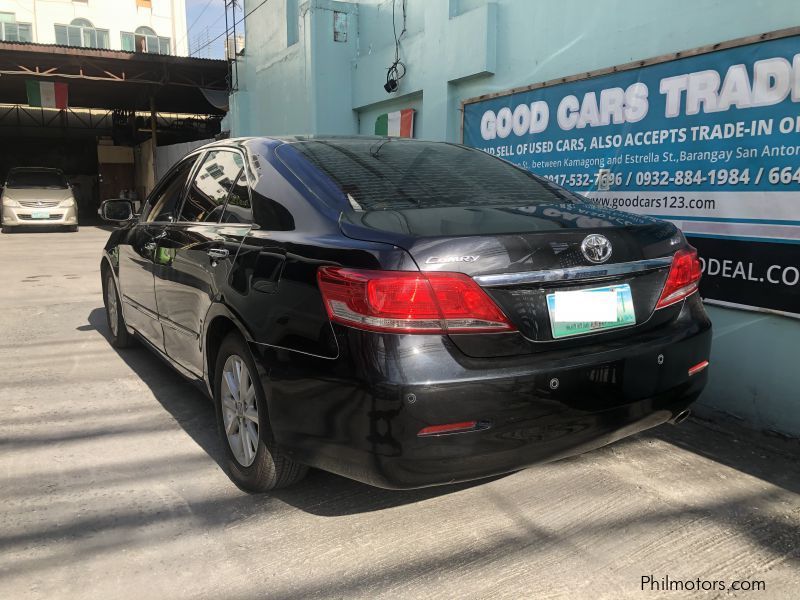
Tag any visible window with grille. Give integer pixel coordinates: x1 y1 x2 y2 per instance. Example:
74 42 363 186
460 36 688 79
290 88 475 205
54 19 109 49
121 26 171 54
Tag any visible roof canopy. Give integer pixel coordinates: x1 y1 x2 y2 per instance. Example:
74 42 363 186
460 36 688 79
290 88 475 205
0 42 229 115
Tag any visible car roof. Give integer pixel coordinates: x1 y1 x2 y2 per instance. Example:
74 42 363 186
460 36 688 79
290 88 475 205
193 135 428 154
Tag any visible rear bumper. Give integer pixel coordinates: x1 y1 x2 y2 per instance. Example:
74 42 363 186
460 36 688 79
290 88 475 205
366 382 701 488
260 295 712 489
2 205 78 227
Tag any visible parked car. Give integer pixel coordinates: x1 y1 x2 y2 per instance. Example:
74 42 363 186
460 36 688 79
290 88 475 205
1 167 79 233
99 136 711 492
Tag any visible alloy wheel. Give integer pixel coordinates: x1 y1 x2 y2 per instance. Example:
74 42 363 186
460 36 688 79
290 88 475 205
220 354 259 467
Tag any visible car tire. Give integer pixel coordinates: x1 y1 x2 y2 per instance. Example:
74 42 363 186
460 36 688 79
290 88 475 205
67 225 79 233
1 226 12 234
214 331 307 492
103 271 134 348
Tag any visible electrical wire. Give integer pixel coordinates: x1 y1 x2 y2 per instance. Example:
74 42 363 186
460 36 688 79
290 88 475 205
190 0 270 58
386 0 407 89
181 0 216 41
178 0 215 50
188 0 216 31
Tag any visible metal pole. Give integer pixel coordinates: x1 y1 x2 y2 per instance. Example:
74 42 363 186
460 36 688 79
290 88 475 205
225 0 232 91
32 0 38 43
224 0 229 58
231 0 239 90
150 95 157 190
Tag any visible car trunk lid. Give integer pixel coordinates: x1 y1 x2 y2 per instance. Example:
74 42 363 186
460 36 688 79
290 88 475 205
340 202 682 355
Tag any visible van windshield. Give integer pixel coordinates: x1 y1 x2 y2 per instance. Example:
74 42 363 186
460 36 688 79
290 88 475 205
280 139 573 211
6 170 69 189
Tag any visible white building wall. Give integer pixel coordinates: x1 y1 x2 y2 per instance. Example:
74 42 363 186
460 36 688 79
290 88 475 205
0 0 188 55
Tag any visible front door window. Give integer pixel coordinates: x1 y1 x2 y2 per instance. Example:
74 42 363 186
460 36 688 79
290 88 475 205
143 157 199 223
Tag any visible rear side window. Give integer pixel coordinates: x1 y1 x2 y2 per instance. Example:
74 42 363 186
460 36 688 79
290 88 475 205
220 171 253 224
145 157 198 223
278 139 572 211
180 150 244 222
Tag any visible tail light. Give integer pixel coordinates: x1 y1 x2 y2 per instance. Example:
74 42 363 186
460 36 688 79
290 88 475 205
317 266 515 334
418 421 479 436
656 247 702 309
688 360 709 376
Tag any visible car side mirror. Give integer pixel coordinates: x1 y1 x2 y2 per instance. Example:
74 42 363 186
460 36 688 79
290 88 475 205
100 199 135 224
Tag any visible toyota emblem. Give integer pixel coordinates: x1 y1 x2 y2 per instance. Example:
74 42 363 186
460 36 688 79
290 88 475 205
580 234 612 264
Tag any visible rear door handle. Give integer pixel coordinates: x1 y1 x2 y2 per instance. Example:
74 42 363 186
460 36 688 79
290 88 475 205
207 248 230 260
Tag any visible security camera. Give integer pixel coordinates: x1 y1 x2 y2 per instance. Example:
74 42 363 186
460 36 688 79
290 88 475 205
384 78 398 93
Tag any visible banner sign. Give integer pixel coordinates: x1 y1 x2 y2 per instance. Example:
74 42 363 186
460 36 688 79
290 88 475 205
463 31 800 317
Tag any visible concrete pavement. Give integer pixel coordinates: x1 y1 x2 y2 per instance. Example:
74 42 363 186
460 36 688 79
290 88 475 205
0 226 798 599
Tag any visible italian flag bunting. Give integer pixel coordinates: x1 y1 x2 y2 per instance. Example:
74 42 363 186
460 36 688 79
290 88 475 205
374 108 414 137
26 80 69 109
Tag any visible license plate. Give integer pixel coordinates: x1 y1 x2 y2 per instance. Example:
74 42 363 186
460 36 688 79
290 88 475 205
31 210 50 219
547 284 636 339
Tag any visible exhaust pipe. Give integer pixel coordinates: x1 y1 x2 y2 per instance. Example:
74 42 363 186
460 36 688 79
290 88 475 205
670 409 692 425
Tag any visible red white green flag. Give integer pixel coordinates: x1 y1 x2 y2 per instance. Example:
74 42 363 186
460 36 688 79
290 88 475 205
374 109 414 137
26 80 69 109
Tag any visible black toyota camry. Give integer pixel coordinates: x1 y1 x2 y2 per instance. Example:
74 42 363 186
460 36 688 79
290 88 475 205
100 136 711 492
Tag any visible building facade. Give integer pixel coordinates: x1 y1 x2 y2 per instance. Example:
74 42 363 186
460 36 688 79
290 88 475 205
0 0 188 55
227 0 800 438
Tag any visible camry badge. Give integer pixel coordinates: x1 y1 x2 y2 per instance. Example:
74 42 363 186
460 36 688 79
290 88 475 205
580 234 612 264
425 255 480 264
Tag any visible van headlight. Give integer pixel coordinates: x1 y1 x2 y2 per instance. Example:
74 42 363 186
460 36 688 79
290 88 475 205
59 198 75 208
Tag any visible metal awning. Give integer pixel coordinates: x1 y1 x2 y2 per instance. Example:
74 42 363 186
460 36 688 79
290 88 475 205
0 41 229 115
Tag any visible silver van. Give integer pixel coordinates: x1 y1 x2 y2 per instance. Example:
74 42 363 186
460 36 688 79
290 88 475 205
1 168 79 233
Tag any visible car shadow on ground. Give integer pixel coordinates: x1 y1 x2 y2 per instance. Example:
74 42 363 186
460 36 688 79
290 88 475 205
83 304 800 515
3 306 794 591
83 307 498 516
645 417 800 495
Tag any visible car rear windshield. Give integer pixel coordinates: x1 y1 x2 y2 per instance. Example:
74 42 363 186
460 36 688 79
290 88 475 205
6 170 69 189
281 139 572 211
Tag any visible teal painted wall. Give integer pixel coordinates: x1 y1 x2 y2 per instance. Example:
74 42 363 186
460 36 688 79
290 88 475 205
701 306 800 437
227 0 311 136
230 0 800 437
